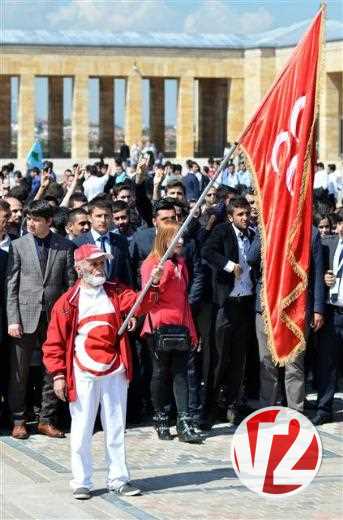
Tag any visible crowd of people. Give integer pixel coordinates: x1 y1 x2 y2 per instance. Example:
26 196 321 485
0 147 342 498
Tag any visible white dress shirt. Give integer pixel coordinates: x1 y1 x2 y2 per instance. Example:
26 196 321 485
223 225 253 297
329 238 343 307
313 169 328 190
91 229 112 255
237 169 251 187
0 233 11 252
83 174 109 202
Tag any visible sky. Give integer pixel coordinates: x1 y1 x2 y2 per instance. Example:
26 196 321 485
4 0 343 127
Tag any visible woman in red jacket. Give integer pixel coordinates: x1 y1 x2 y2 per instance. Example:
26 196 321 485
141 222 202 443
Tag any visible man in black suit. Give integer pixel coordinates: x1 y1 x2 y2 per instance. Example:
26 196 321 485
202 196 255 424
315 209 343 424
74 198 133 287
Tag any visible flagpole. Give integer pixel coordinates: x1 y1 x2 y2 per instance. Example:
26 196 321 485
118 142 239 335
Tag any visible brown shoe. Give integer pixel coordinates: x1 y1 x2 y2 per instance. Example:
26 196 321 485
37 423 65 438
12 424 29 439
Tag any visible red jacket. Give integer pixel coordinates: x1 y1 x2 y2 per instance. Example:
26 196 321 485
140 256 197 345
42 280 159 402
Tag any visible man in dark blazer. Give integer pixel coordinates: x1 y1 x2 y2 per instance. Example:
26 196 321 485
202 196 255 424
315 209 343 424
247 226 325 414
74 197 133 287
6 200 76 439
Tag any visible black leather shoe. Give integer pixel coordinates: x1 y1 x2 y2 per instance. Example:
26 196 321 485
311 412 332 426
304 399 317 410
177 414 202 444
153 412 173 440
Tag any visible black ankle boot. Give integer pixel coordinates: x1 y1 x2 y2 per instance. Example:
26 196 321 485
176 413 203 444
153 412 173 440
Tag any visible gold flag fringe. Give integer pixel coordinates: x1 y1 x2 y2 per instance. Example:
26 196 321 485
238 7 326 366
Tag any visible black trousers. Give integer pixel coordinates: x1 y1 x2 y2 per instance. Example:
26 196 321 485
191 302 216 419
8 313 59 425
148 337 189 414
213 296 255 408
316 307 343 413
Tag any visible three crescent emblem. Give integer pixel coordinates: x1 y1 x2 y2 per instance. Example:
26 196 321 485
270 96 306 197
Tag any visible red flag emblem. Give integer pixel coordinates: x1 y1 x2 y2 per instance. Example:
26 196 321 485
239 8 325 363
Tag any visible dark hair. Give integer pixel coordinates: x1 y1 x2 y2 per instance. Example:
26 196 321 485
172 164 182 174
152 198 176 218
314 212 331 228
52 207 69 236
43 195 59 206
89 165 102 178
43 160 53 170
88 198 112 215
216 185 238 202
165 180 185 195
69 192 88 207
227 196 250 216
0 199 11 213
67 207 89 225
44 182 64 203
26 200 54 220
186 159 193 169
244 187 256 197
113 181 133 198
316 162 324 169
165 197 189 218
328 163 336 173
8 185 29 202
112 200 129 214
336 208 343 224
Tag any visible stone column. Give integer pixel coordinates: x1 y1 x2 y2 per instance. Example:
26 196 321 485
319 72 342 162
244 49 275 126
0 76 11 158
125 70 142 147
198 78 227 157
48 76 64 158
72 75 89 160
227 78 244 144
99 77 114 157
150 78 165 152
18 73 35 159
176 76 194 158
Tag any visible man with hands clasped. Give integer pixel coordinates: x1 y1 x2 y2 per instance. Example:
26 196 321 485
202 196 255 425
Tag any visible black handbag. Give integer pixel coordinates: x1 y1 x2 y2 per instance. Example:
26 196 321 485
147 263 190 353
153 324 190 353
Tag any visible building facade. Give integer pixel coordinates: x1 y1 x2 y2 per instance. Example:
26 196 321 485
0 23 342 163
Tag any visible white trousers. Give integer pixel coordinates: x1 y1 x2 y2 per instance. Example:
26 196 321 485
69 365 129 490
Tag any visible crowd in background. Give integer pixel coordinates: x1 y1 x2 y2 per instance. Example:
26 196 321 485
0 141 342 443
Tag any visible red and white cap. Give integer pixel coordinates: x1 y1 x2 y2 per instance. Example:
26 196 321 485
74 244 113 263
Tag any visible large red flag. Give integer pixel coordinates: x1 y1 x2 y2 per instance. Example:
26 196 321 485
239 8 325 364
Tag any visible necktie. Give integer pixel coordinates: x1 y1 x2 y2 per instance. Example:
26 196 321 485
239 232 249 255
99 236 110 278
331 241 343 303
39 240 48 276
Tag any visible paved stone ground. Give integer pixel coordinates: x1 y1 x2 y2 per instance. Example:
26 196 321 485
0 395 342 520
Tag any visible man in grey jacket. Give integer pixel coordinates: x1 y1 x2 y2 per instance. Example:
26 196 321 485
6 200 76 439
